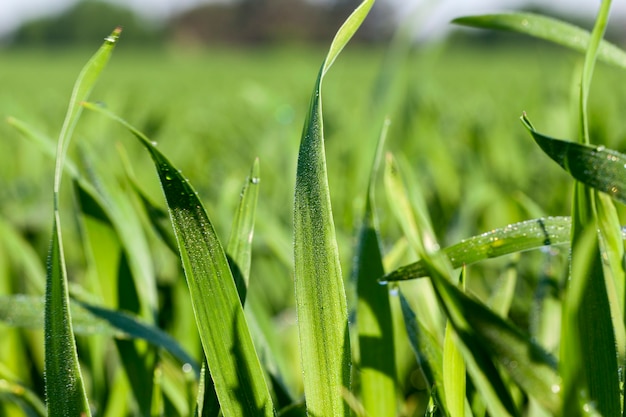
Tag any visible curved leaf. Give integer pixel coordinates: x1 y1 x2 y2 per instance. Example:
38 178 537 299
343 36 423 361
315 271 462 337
384 217 573 282
82 102 274 416
452 13 626 70
522 114 626 205
46 27 121 417
293 1 373 416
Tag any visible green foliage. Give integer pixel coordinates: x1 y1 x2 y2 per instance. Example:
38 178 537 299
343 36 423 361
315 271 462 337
3 1 626 416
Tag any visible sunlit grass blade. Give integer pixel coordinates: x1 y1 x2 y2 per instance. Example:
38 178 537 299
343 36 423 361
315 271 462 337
293 1 373 415
452 13 626 70
82 102 274 416
443 269 466 417
46 219 92 415
383 216 572 282
354 119 396 417
430 267 562 415
46 27 121 417
227 157 260 300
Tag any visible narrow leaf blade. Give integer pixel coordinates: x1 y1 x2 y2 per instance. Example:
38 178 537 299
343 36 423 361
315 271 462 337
452 13 626 70
384 216 572 282
293 1 373 415
83 103 274 416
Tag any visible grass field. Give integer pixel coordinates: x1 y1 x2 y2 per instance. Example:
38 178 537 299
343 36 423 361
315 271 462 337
2 6 626 415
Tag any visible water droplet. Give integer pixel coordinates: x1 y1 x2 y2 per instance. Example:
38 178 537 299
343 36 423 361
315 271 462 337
150 141 158 146
378 280 388 286
596 145 606 152
250 177 260 184
389 286 399 296
551 384 561 393
182 363 192 373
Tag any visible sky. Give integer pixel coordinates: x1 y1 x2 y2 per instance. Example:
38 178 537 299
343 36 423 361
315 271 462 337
1 0 625 40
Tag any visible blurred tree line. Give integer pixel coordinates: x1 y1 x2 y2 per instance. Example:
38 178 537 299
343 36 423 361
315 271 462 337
9 0 394 47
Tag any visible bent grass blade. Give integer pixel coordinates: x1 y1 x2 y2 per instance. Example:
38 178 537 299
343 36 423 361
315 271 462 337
82 102 274 416
293 1 373 416
46 27 121 417
383 216 572 282
452 12 626 70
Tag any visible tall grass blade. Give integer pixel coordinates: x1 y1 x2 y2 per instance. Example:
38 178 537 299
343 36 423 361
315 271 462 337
354 119 397 417
452 13 626 70
293 1 373 415
82 103 274 416
384 216 572 282
46 27 121 416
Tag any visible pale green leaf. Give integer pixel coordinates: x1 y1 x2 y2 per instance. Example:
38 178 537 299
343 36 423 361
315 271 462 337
293 1 374 415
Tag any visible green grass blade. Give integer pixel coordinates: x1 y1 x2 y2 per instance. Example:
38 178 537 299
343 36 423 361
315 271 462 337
227 157 260 299
46 218 92 415
46 27 121 417
443 270 466 417
522 115 626 205
354 120 397 417
384 216 572 282
0 294 118 336
293 1 373 415
452 12 626 70
384 155 517 416
429 268 562 415
52 27 121 200
398 290 446 411
82 102 274 416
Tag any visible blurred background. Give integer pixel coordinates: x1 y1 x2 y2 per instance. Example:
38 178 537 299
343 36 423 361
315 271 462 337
1 0 626 47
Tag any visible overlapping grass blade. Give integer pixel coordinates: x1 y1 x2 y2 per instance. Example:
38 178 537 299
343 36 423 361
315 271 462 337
384 154 515 416
384 153 563 416
46 27 121 416
293 1 373 415
354 119 396 417
383 216 572 282
452 12 626 70
398 290 446 411
82 102 274 416
10 114 159 322
518 1 622 414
